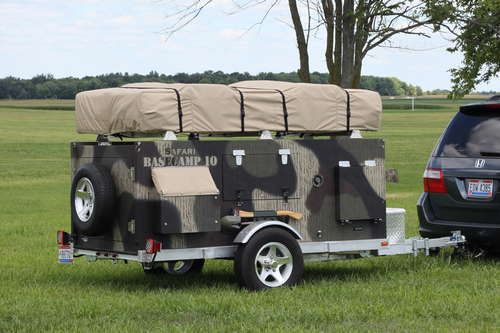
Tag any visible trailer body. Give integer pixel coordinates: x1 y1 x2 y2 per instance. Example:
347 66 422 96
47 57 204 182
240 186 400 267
70 137 386 253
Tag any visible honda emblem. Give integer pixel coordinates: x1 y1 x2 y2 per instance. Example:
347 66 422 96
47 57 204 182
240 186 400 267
474 159 485 168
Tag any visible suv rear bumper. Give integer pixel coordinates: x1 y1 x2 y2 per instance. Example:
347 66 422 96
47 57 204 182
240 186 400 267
417 192 500 249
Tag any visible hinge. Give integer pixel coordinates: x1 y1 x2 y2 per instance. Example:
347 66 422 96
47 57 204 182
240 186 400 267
128 219 136 234
233 149 245 166
278 149 291 165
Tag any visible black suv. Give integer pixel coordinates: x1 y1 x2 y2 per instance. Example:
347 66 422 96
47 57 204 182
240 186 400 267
418 99 500 251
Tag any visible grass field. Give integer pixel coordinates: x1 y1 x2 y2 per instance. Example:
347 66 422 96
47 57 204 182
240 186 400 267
0 98 498 332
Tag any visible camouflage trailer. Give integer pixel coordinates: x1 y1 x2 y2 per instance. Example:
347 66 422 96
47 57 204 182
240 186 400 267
58 81 465 290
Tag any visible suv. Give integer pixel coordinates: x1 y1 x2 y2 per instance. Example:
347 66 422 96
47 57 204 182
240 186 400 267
418 99 500 251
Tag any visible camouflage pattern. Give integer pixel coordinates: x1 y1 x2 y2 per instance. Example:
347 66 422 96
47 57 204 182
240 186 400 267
71 137 385 254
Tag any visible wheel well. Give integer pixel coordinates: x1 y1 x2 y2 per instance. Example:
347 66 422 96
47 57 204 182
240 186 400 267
233 221 302 244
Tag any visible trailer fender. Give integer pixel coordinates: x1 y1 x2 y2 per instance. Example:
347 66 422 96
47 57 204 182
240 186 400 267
233 221 302 244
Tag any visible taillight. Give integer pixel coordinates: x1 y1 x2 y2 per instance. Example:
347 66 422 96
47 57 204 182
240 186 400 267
57 230 71 245
423 168 447 193
145 239 162 254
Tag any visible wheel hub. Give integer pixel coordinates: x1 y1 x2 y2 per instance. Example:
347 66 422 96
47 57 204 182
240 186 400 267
254 242 293 287
74 177 95 222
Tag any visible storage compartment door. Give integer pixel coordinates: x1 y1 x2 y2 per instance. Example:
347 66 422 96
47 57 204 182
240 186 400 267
152 166 221 233
221 153 299 201
336 165 385 223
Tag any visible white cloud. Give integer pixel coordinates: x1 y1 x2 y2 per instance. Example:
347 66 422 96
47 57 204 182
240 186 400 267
218 28 246 39
108 15 136 26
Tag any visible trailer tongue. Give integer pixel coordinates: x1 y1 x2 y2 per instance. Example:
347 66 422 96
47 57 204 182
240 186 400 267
59 81 466 290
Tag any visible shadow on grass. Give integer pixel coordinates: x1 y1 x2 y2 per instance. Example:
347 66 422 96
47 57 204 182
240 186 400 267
44 252 499 293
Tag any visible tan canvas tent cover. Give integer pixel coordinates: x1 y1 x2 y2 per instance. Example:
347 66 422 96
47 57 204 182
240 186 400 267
75 81 381 135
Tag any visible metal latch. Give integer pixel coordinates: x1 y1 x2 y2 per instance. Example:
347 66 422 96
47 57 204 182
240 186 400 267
338 161 351 167
128 219 136 234
233 150 245 166
364 160 376 167
278 149 291 165
163 131 177 140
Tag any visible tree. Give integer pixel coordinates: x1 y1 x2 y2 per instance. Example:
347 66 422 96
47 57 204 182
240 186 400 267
426 0 499 96
162 1 435 88
0 72 422 99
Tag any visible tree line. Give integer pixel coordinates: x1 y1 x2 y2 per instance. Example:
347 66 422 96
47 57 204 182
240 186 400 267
0 71 425 100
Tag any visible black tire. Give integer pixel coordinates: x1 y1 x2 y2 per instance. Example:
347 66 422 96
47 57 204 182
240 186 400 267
428 247 440 256
143 259 205 275
234 227 304 291
453 244 487 259
71 164 115 235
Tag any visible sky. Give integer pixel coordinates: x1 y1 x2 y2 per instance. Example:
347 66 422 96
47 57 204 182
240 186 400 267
0 0 498 91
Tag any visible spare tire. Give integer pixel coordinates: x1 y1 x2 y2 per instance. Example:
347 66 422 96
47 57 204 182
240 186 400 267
71 164 115 235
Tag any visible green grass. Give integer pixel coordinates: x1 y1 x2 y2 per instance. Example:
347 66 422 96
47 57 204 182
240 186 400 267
0 99 499 332
0 99 75 111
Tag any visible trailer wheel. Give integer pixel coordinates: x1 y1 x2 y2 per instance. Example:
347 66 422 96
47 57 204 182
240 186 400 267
234 227 303 291
143 259 205 275
71 164 115 235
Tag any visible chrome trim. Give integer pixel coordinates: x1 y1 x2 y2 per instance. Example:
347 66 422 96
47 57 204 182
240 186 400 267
300 239 386 254
152 245 237 262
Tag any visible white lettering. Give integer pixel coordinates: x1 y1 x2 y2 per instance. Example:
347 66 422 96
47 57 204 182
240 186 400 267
144 154 219 167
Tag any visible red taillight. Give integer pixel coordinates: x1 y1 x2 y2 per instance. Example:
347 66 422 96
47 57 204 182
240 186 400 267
145 239 162 254
484 103 500 110
57 230 71 245
423 168 447 193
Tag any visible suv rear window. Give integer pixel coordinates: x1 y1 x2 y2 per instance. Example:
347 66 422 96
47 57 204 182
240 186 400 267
435 109 500 157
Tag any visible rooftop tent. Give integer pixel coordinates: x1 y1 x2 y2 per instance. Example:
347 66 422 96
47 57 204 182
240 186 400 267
230 80 346 132
75 81 382 135
75 83 241 135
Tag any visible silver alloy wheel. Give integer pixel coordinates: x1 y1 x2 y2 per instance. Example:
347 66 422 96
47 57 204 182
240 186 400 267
254 242 293 287
74 177 95 222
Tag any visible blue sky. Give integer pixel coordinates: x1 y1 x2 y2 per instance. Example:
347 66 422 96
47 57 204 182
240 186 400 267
0 0 498 91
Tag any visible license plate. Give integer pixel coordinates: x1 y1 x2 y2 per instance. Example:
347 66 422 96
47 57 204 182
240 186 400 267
467 179 493 198
58 244 74 264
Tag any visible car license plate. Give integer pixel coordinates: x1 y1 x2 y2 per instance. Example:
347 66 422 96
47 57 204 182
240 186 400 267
58 244 74 264
467 179 493 198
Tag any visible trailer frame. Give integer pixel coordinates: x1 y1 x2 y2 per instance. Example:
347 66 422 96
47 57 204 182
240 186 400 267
66 226 465 264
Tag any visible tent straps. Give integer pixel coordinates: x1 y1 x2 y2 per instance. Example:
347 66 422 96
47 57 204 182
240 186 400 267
172 88 183 132
344 90 351 132
122 86 183 132
275 89 289 133
233 88 245 132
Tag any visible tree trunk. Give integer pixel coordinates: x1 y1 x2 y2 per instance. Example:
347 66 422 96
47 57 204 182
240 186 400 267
322 0 335 84
352 1 367 88
352 58 362 88
340 0 355 88
288 0 310 83
333 0 343 85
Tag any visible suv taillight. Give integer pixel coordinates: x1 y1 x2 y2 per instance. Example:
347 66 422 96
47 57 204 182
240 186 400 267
423 168 447 193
